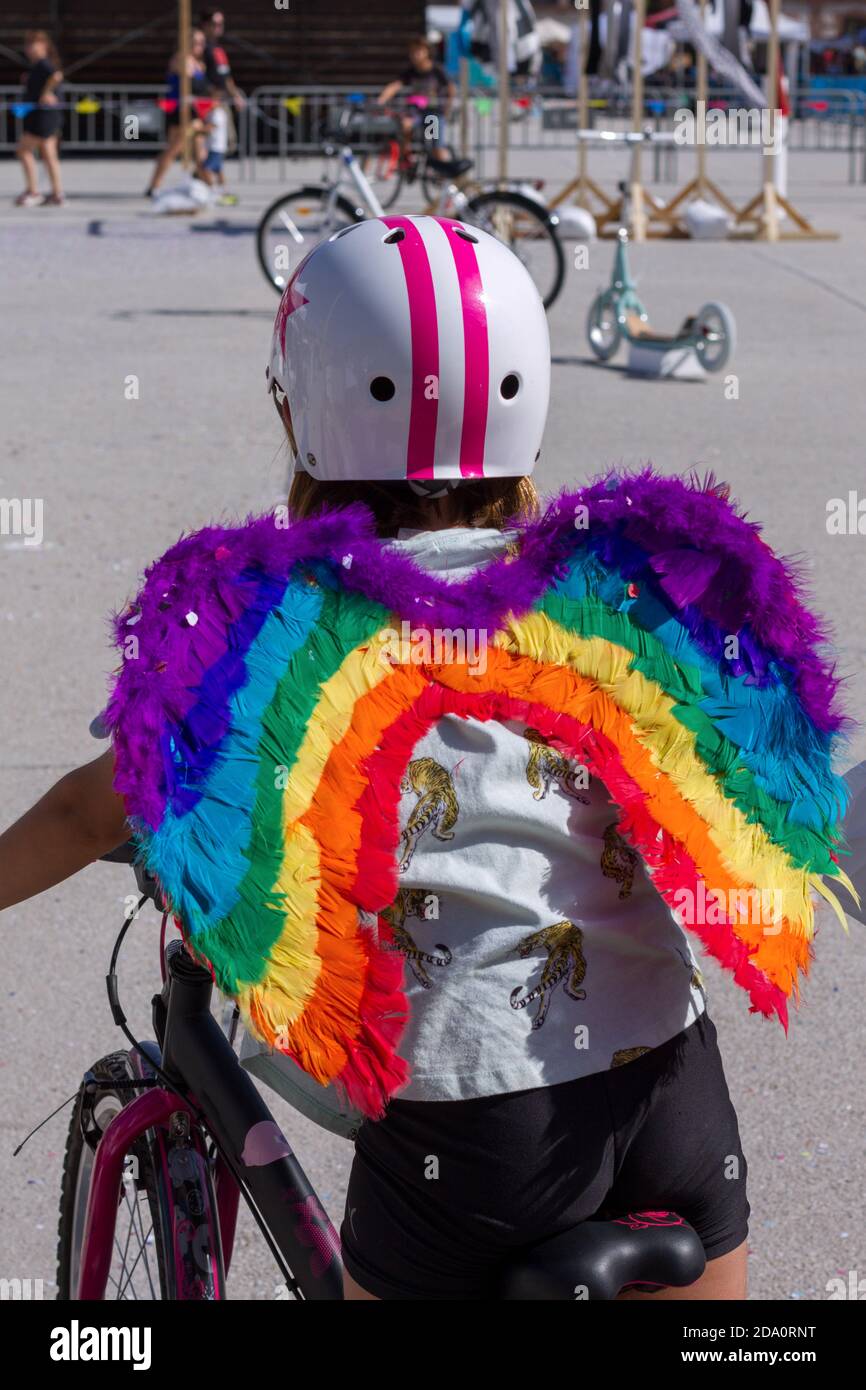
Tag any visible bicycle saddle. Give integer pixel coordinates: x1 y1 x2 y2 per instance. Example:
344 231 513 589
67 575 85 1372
499 1211 706 1301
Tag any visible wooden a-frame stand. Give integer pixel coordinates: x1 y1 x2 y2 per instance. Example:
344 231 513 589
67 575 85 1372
550 0 837 241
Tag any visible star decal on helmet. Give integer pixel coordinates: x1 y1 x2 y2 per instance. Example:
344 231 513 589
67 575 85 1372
276 252 314 352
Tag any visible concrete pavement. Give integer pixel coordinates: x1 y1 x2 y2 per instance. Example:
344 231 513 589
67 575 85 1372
0 150 864 1300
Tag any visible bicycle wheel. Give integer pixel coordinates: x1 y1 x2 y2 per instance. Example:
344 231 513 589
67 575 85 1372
56 1051 224 1300
256 185 364 294
693 301 736 373
421 156 447 207
464 190 565 310
359 143 404 210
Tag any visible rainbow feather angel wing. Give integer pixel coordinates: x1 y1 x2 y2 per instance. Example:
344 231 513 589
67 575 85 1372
105 472 858 1118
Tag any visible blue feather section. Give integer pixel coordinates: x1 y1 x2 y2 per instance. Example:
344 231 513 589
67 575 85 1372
550 547 847 832
143 576 324 934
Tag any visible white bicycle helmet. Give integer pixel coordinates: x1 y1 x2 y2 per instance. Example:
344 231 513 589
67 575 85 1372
267 215 550 484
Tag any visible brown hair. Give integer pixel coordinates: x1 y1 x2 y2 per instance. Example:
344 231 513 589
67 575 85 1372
25 30 61 67
275 387 540 535
408 34 432 54
287 472 540 537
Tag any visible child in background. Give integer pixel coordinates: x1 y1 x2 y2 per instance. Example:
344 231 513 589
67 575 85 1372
198 87 236 205
377 34 457 166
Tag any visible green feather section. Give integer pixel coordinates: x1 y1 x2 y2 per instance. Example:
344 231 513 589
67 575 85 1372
536 590 839 875
193 582 391 992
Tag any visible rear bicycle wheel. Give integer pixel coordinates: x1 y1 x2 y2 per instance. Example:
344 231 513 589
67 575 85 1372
56 1051 224 1300
256 185 365 294
464 190 565 310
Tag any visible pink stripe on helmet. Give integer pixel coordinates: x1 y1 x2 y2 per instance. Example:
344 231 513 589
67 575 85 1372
435 217 489 478
381 216 438 480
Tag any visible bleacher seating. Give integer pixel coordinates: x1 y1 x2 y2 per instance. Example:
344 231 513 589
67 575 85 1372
0 1 428 87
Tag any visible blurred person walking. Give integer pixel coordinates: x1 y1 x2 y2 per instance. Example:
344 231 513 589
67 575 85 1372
200 8 244 193
145 28 209 198
200 9 245 111
15 30 64 207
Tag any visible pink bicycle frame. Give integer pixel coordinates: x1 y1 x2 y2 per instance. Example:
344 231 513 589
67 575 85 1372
76 1087 238 1300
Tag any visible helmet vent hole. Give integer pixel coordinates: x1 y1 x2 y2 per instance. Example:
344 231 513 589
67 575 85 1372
383 228 406 244
500 373 521 400
454 226 478 243
370 376 396 402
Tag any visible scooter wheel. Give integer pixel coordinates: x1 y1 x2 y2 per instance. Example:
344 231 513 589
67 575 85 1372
587 293 622 362
693 302 736 373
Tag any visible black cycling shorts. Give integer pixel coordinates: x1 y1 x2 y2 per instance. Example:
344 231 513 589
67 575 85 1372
340 1012 749 1300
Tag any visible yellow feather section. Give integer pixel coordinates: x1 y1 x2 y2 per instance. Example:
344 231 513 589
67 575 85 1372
236 639 393 1043
279 639 393 827
499 611 821 942
236 819 323 1037
810 870 853 933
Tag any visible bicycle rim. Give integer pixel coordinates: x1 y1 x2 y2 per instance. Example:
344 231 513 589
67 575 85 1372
464 192 565 310
256 187 363 293
360 147 403 210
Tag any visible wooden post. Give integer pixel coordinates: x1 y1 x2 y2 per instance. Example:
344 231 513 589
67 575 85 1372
696 0 708 197
178 0 191 171
762 0 780 241
577 4 589 206
459 55 469 158
630 0 647 240
498 0 510 186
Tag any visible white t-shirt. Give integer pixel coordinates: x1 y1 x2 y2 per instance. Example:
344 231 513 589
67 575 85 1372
385 525 707 1102
207 105 229 155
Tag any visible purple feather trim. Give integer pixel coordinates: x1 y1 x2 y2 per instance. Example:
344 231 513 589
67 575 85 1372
103 470 848 830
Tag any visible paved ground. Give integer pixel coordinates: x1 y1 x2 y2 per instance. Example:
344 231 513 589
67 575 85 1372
0 150 864 1301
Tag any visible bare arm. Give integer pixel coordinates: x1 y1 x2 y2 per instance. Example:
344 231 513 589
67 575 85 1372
377 80 403 105
40 69 63 105
0 748 130 912
225 75 245 108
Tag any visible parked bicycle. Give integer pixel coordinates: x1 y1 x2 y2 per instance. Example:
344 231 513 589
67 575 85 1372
255 105 565 310
52 841 707 1300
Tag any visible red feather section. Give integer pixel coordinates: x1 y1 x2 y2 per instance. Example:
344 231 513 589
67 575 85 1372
341 681 787 1109
333 916 410 1118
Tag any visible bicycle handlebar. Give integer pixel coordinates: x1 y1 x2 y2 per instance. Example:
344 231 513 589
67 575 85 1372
100 838 167 912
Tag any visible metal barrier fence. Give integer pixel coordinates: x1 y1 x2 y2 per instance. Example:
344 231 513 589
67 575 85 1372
239 83 866 185
0 84 168 152
1 81 863 182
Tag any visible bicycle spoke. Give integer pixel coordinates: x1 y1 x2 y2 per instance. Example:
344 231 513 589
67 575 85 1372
275 210 305 245
115 1217 155 1300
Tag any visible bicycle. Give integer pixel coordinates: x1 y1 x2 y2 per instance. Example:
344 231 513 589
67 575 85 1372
50 839 708 1300
255 106 566 311
352 97 462 210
